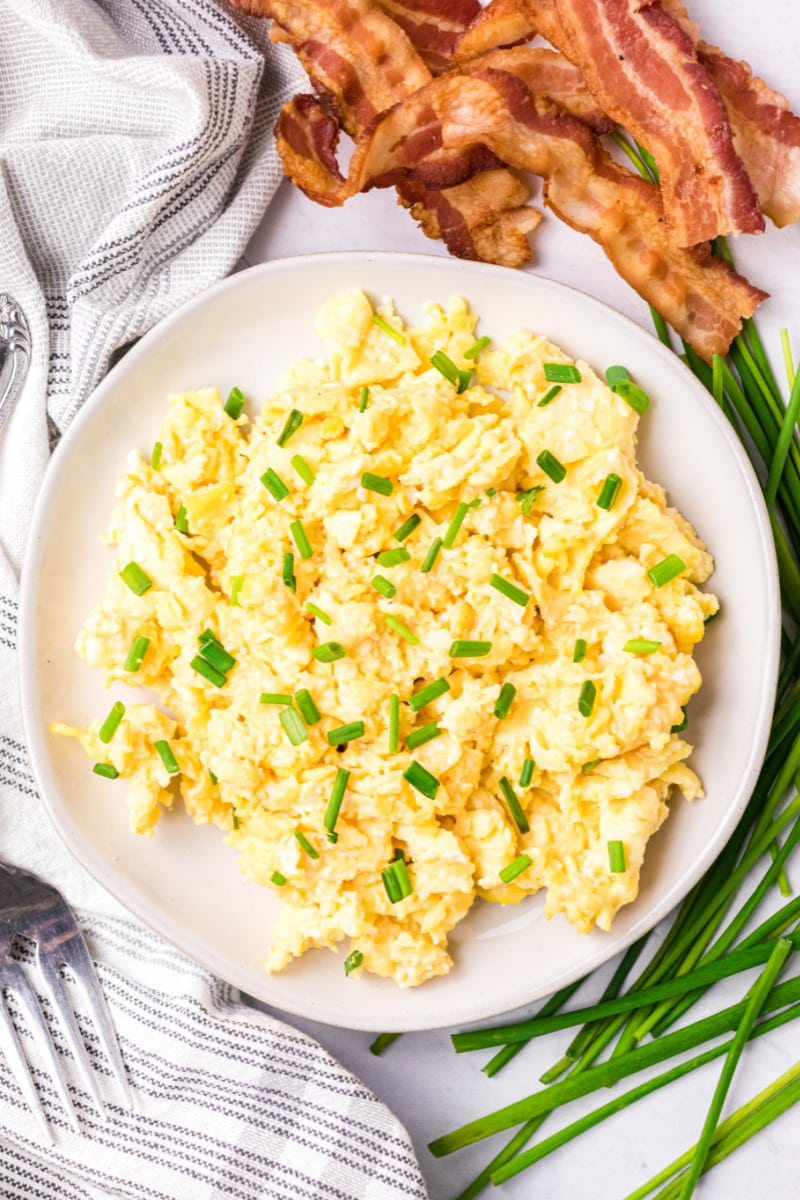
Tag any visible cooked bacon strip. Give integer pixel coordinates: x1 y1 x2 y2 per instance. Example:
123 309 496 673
472 47 612 134
280 66 764 358
375 0 481 73
453 0 561 62
658 0 800 228
550 0 763 247
228 0 538 265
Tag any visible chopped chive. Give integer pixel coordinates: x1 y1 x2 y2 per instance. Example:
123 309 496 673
372 574 397 599
358 386 370 412
271 871 287 886
295 689 321 725
199 640 236 674
648 554 687 588
500 854 532 884
624 638 662 654
608 839 627 872
374 313 406 345
538 385 562 408
294 829 319 859
98 701 125 744
500 777 529 833
382 858 413 903
277 408 303 447
516 486 545 515
406 722 441 750
119 561 152 595
537 449 566 483
392 857 413 899
578 679 597 717
224 387 244 419
384 614 419 645
403 760 440 799
494 682 517 720
362 472 394 497
261 468 289 500
151 441 162 470
260 692 293 705
289 519 313 560
325 767 350 834
327 721 365 746
344 949 363 975
672 706 689 733
306 601 333 625
208 769 218 785
409 678 450 712
230 574 244 606
605 365 630 388
291 454 315 485
154 740 180 775
443 502 470 548
282 550 296 593
431 350 471 393
394 848 406 862
174 504 189 534
394 513 421 543
573 638 587 663
198 629 221 648
544 363 581 384
520 758 534 787
597 473 623 510
232 811 240 830
327 831 339 844
468 497 482 509
389 693 400 753
190 655 228 687
124 635 150 672
583 758 603 773
382 864 402 903
490 573 529 608
421 537 442 572
486 487 497 497
377 547 410 568
93 763 119 779
312 641 346 663
464 336 490 359
280 707 308 746
612 378 650 414
450 640 492 658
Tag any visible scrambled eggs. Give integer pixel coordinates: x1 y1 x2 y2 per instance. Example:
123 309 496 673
56 290 718 987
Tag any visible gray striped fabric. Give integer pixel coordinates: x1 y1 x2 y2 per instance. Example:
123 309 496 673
0 3 428 1196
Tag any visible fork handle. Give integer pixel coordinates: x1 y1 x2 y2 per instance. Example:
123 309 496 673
0 294 31 437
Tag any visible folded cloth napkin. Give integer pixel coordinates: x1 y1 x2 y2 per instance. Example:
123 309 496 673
0 2 428 1197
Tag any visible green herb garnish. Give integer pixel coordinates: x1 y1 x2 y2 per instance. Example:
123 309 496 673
490 573 529 608
261 468 289 500
98 701 125 744
374 313 406 344
597 473 623 510
384 614 419 645
421 537 443 573
295 689 321 725
92 763 119 779
277 409 303 447
500 854 532 884
154 740 180 775
450 640 492 658
403 760 440 800
291 454 315 485
406 722 441 750
280 708 308 746
648 555 687 588
431 350 471 392
312 642 346 663
537 449 566 483
377 547 411 568
494 682 517 720
119 561 152 596
394 513 421 543
410 678 450 711
362 472 394 497
224 387 244 419
327 721 365 746
500 777 529 833
124 635 150 672
544 363 581 384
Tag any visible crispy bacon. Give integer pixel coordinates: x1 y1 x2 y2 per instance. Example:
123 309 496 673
280 66 764 358
375 0 481 73
550 0 763 247
659 0 800 228
229 0 539 265
453 0 562 62
471 47 612 134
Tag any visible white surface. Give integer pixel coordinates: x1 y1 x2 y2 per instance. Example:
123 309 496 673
240 1 800 1196
20 252 778 1037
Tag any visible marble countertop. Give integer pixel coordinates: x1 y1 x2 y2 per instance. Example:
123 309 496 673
244 3 800 1194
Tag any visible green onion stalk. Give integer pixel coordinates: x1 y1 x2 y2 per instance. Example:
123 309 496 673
425 133 800 1198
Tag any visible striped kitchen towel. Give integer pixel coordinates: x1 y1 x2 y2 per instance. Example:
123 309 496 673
0 2 428 1197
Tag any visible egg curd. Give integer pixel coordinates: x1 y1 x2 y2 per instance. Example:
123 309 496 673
55 290 718 988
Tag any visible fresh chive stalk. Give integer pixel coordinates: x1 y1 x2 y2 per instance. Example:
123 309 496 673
361 472 394 496
608 840 627 873
119 561 152 595
271 871 287 887
344 949 363 975
261 468 289 500
199 639 235 674
537 449 566 483
394 513 421 542
325 768 350 835
280 707 308 746
516 486 544 515
384 614 419 645
450 640 491 658
494 682 517 720
306 601 332 625
327 721 364 746
519 758 534 788
151 441 162 470
377 547 410 568
389 693 400 754
544 363 581 383
624 638 662 654
431 350 471 392
282 551 296 593
93 763 119 779
578 679 597 717
230 575 244 606
290 519 312 559
403 761 440 799
406 722 441 750
648 554 687 588
312 642 346 663
190 655 227 687
374 313 406 344
538 385 562 407
573 638 587 663
500 854 532 884
597 473 623 510
370 1032 401 1054
443 502 470 548
154 740 179 775
464 336 490 359
294 829 319 859
295 689 321 725
421 538 442 572
359 387 370 412
372 574 397 599
499 777 529 833
261 692 293 705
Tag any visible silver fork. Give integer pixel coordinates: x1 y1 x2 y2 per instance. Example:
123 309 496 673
0 860 131 1140
0 293 30 436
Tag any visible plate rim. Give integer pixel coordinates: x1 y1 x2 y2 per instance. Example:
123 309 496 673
18 250 781 1030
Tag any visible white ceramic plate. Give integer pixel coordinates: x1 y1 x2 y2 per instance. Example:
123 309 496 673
19 252 779 1032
